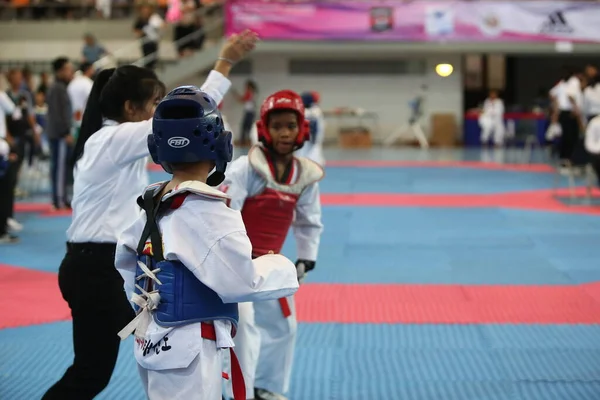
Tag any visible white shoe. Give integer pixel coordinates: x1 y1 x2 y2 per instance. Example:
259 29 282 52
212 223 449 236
255 389 288 400
7 218 23 232
0 233 19 244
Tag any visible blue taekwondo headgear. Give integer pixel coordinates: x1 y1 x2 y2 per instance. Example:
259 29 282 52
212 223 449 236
300 92 315 109
148 86 233 186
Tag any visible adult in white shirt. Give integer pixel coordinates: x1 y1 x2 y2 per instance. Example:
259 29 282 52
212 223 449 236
0 91 22 239
585 115 600 186
67 62 95 138
583 76 600 122
0 91 22 140
41 31 258 400
0 136 18 243
479 89 506 147
550 67 583 161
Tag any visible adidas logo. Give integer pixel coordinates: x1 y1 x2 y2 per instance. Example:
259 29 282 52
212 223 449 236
540 11 574 34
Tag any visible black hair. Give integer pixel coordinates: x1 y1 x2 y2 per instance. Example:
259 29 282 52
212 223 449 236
246 79 258 92
560 65 578 82
80 62 94 74
71 65 165 167
52 57 69 74
589 73 600 88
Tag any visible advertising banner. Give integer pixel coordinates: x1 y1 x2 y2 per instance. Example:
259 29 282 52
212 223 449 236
225 1 600 43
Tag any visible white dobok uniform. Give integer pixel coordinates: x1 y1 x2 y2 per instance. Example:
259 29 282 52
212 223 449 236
585 115 600 155
219 145 324 398
479 98 506 145
294 105 325 166
115 181 299 400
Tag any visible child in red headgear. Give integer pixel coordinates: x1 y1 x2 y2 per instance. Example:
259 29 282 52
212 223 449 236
219 89 324 400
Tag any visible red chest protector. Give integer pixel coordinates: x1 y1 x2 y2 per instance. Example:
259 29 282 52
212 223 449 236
240 145 324 257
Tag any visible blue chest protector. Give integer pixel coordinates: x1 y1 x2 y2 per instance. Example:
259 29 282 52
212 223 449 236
133 186 239 329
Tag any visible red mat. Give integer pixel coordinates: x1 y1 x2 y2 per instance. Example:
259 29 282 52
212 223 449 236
321 188 600 215
0 264 70 329
1 263 599 328
323 160 555 173
15 188 600 216
294 283 600 324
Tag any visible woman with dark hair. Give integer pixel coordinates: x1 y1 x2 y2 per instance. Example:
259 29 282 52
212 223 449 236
550 66 583 164
42 30 258 400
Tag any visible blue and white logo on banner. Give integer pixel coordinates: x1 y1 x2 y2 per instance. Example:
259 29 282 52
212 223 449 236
425 7 454 36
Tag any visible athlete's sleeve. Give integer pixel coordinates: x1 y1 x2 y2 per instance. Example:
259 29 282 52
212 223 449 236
115 215 147 307
106 120 153 166
293 182 323 261
200 70 232 106
219 156 250 210
169 201 299 303
107 71 231 166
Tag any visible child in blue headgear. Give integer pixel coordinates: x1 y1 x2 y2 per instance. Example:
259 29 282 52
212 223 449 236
115 86 299 400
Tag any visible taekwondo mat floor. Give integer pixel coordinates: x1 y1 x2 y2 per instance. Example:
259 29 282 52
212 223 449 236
1 147 600 400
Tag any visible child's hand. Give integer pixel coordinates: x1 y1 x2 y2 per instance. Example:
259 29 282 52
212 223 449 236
219 30 259 65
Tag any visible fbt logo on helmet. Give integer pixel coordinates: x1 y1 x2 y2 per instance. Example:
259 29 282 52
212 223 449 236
167 137 190 148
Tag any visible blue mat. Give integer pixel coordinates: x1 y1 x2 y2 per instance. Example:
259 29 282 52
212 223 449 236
150 167 571 194
1 322 599 400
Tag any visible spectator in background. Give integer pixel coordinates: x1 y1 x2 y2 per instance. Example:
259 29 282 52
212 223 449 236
15 67 41 169
550 66 583 166
6 68 38 232
0 136 18 243
34 90 50 158
21 66 35 99
134 4 164 70
46 57 74 210
479 89 506 147
0 88 21 243
583 73 600 122
172 0 204 57
585 63 598 84
82 33 108 64
37 71 50 95
232 79 258 146
67 62 95 141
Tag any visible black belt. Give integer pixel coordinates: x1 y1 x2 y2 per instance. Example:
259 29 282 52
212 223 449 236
66 242 117 255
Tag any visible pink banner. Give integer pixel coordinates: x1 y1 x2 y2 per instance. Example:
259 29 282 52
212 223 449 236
225 1 600 43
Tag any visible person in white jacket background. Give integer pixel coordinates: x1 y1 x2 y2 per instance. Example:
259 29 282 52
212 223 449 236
479 89 506 147
294 91 325 166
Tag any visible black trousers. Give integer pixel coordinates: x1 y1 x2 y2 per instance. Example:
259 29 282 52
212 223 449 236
42 242 135 400
49 138 70 208
6 137 26 219
0 166 11 235
240 111 256 143
558 110 580 161
589 154 600 186
142 41 159 70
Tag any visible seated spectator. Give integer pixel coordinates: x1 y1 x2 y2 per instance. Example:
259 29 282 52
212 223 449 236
82 33 108 64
